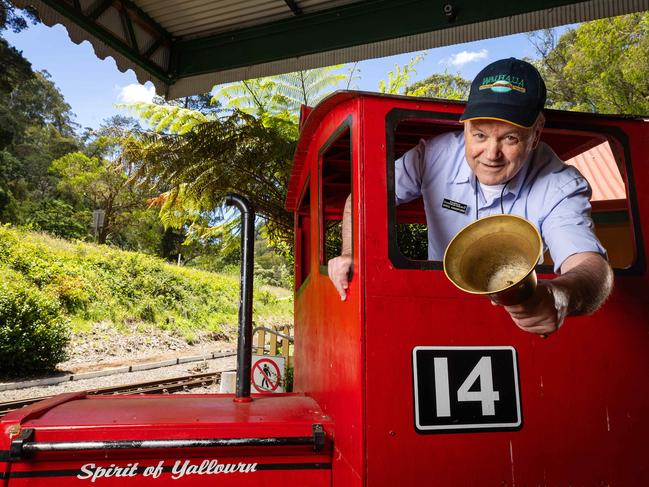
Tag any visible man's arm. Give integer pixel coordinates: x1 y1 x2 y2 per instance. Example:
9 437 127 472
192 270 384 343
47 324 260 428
327 194 353 300
503 251 613 336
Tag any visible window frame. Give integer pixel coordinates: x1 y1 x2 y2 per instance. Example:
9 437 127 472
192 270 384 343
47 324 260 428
295 173 312 294
318 116 354 275
385 107 645 275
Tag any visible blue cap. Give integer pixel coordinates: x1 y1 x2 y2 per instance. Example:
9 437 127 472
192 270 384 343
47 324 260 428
459 58 547 128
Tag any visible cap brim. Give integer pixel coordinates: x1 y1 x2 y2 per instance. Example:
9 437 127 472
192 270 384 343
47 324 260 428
459 102 539 128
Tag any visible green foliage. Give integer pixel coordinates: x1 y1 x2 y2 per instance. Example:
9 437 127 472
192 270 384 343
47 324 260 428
0 226 293 358
123 110 297 246
269 67 347 111
0 36 32 101
406 71 470 100
107 207 165 254
10 71 77 135
119 102 210 135
50 143 154 245
0 268 69 376
283 365 294 392
212 66 346 117
212 78 280 116
530 14 649 115
24 199 90 239
254 235 292 288
378 54 424 94
0 38 80 238
0 0 38 33
0 150 19 220
396 223 428 260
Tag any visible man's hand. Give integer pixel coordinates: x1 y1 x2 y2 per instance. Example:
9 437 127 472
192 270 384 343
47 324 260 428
328 255 353 301
501 252 612 336
502 281 566 336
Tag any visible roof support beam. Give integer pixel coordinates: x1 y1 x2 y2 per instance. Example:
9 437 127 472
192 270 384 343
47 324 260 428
173 0 582 79
37 0 171 80
89 0 113 21
118 2 138 52
15 0 648 98
143 36 164 59
283 0 303 16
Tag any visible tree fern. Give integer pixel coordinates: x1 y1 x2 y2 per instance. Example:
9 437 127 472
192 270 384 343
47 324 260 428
123 110 297 247
212 65 347 117
118 102 211 134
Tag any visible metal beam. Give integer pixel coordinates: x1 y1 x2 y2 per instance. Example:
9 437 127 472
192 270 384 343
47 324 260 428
38 0 171 81
19 0 645 94
118 2 138 53
143 36 164 60
173 0 583 79
89 0 113 21
284 0 303 16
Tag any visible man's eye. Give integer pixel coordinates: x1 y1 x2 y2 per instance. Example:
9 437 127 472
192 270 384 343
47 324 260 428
505 135 519 144
473 133 486 140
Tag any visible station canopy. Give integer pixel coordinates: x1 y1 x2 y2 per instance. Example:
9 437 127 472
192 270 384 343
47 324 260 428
11 0 649 99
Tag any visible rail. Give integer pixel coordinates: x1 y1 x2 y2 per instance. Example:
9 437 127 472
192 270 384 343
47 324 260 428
9 425 325 460
0 371 232 418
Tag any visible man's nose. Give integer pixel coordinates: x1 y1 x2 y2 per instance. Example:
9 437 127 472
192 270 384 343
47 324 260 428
484 139 502 160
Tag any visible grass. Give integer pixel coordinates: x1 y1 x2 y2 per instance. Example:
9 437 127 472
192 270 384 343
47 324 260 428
0 225 293 342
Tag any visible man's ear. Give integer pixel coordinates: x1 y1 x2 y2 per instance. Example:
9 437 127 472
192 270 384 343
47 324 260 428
531 113 545 149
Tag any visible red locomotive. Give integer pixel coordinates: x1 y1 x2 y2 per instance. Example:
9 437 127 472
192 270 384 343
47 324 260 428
2 91 648 485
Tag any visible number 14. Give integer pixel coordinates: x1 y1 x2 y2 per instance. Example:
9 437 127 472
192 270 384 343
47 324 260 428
433 356 500 417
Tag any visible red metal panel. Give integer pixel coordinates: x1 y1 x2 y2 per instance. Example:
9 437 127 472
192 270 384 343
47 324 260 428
360 96 649 485
1 395 332 486
7 458 330 486
293 98 364 486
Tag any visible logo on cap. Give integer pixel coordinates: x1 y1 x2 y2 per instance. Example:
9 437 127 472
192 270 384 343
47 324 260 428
479 75 527 94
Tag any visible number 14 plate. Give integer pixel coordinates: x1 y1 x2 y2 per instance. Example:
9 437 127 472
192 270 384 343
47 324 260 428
413 346 521 433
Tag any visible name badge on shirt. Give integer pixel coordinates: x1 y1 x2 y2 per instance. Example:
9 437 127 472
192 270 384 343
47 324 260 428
442 198 468 214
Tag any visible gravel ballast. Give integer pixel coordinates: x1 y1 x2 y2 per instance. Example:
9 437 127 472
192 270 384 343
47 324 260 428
0 322 240 402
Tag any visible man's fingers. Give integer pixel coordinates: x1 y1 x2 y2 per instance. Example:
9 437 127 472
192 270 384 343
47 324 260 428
328 256 352 301
335 274 348 301
513 321 554 335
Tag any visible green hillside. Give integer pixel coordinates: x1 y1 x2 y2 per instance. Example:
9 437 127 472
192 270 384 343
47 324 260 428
0 225 292 375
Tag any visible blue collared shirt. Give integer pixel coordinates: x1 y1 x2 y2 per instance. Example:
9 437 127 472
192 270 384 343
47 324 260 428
395 131 606 272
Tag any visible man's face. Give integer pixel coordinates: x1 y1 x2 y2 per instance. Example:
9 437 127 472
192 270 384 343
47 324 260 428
463 118 543 185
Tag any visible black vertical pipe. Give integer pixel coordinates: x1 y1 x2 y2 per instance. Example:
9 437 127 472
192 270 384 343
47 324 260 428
225 193 255 401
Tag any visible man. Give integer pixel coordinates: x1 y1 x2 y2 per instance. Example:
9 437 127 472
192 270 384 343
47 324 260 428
328 58 613 337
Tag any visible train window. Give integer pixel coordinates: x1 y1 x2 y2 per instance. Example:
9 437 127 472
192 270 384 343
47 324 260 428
295 177 311 290
387 111 462 270
319 122 352 270
545 136 634 270
387 110 638 272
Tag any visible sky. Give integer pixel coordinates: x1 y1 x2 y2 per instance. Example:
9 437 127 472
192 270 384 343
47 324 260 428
3 20 571 131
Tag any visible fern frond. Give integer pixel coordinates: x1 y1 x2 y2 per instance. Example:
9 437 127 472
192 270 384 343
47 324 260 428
117 102 209 134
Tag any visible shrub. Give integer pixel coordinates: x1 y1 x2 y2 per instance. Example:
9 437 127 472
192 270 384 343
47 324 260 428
0 270 69 376
23 199 90 240
47 274 92 313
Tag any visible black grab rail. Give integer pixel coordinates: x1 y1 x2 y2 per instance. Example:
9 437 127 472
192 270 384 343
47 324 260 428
225 194 255 401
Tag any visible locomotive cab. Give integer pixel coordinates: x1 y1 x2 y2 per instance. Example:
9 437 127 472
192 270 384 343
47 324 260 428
1 90 648 487
287 91 648 485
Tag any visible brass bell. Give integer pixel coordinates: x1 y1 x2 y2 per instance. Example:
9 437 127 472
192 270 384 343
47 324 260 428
443 214 542 306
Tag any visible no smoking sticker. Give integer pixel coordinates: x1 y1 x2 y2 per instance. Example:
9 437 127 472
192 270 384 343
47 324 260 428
251 355 285 393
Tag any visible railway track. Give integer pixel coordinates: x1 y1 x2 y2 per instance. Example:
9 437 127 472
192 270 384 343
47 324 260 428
0 371 233 418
